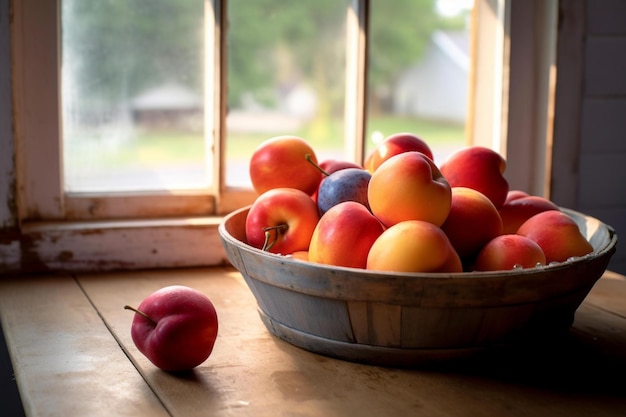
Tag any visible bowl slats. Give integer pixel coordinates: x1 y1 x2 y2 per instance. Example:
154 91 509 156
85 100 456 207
219 206 618 366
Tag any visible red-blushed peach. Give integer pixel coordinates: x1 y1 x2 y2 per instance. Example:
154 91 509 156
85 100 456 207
364 132 434 173
318 158 363 174
309 201 384 269
504 189 530 204
498 195 560 234
473 234 546 272
290 250 309 261
366 220 455 273
439 146 509 208
368 152 452 227
517 210 594 263
440 187 503 264
437 245 464 273
245 188 320 255
249 136 322 195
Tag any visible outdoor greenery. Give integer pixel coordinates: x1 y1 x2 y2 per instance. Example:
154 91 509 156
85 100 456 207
61 1 469 184
66 116 464 171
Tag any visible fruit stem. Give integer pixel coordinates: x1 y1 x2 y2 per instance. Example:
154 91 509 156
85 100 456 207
262 224 288 252
124 305 157 326
305 154 330 176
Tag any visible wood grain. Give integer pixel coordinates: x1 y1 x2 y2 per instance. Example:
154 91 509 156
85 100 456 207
2 267 626 416
0 274 168 417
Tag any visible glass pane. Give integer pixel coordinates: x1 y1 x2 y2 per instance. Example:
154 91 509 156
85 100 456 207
367 0 473 165
226 0 350 187
62 0 207 192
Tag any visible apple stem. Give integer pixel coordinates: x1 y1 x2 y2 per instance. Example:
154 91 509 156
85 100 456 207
305 154 330 176
124 305 157 326
262 224 288 251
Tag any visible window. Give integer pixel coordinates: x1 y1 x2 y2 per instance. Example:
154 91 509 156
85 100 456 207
4 0 556 272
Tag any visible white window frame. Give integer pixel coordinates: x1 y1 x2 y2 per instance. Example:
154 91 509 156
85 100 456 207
1 0 557 273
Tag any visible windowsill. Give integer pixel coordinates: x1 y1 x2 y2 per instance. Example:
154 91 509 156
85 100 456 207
20 215 224 232
1 216 229 274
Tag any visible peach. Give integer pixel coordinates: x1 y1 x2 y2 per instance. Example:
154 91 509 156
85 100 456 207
504 189 530 204
290 250 309 261
368 152 452 227
473 234 546 271
441 187 503 264
249 136 322 195
364 132 434 173
366 220 455 273
439 146 509 208
318 158 363 174
498 195 560 234
438 245 464 273
309 201 384 269
517 210 594 263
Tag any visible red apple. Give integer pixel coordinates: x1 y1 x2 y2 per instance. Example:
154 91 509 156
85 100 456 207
498 195 560 234
309 201 384 269
125 285 218 372
368 151 452 227
439 146 509 208
249 136 322 195
441 187 503 264
364 132 434 173
245 187 320 255
473 234 546 271
517 210 594 263
366 220 458 273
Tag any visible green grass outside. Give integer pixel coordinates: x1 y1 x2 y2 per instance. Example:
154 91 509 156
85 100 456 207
65 115 466 169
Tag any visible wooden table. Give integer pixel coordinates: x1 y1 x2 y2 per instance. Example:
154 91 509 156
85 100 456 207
1 267 625 417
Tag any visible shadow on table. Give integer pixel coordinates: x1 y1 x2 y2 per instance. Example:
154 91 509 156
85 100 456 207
0 326 26 417
418 329 626 397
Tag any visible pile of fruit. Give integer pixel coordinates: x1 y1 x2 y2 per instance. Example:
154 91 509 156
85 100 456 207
245 133 594 273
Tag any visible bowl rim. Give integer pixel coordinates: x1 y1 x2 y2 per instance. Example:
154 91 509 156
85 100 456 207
218 205 617 280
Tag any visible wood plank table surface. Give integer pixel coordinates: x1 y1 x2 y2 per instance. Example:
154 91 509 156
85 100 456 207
1 267 625 417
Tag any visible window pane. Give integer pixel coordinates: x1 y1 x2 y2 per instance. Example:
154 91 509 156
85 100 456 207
367 0 472 165
62 0 208 192
226 0 350 187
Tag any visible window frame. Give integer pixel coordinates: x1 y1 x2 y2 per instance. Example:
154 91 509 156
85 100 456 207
1 0 556 273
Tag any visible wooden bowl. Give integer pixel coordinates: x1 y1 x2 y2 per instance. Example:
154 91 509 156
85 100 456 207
219 206 617 367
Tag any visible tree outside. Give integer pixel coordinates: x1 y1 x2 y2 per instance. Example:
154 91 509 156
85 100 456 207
61 0 470 191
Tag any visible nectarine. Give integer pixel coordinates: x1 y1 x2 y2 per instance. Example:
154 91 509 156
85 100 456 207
441 187 503 264
309 201 384 269
473 234 546 271
517 210 593 263
439 146 509 208
498 195 559 234
364 132 434 173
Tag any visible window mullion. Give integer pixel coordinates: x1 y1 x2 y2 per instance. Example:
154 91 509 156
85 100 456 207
344 0 369 165
14 0 64 221
209 0 257 215
207 0 226 204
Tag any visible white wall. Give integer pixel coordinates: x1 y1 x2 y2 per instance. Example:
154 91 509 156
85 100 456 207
552 0 626 274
